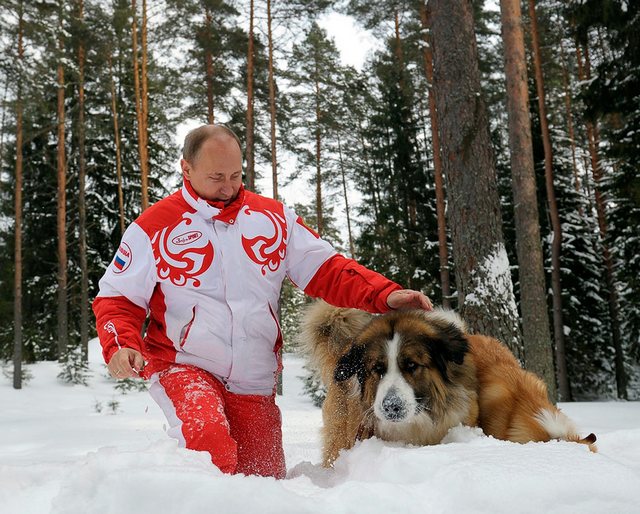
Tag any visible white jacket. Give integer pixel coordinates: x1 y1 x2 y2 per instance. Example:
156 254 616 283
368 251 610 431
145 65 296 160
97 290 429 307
94 181 401 395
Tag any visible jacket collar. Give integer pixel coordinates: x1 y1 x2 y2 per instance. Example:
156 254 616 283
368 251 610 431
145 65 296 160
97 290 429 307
181 179 246 224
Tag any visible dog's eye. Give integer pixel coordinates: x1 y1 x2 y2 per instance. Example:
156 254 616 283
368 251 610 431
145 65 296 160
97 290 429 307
372 362 386 375
403 360 419 372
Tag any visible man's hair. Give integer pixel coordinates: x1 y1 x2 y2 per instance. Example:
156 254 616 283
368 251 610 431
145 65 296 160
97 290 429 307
182 124 242 162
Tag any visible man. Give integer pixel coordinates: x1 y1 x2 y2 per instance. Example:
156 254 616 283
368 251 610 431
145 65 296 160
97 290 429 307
93 124 432 479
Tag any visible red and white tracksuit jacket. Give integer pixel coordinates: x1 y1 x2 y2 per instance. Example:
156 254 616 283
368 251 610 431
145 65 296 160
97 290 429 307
93 181 402 396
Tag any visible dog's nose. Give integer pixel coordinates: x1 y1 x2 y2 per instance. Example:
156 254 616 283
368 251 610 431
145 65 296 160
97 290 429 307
382 392 407 421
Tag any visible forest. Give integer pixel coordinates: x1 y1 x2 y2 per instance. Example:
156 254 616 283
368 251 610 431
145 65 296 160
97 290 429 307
0 0 638 401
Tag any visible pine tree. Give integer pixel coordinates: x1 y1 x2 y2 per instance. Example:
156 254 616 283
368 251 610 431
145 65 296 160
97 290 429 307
499 0 555 395
569 0 639 398
286 23 346 238
420 1 451 308
55 0 69 362
159 0 246 125
329 3 442 296
430 0 522 354
8 0 25 388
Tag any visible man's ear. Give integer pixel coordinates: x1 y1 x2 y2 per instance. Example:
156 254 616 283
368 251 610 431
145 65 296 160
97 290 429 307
334 344 366 384
180 158 191 179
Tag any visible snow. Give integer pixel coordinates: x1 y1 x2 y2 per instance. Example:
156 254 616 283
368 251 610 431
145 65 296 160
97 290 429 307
1 339 640 514
464 244 520 344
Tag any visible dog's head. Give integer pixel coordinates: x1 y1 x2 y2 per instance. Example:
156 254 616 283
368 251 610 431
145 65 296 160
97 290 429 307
334 309 474 431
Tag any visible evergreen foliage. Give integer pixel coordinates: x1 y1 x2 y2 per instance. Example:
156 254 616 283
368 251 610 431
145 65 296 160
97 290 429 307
568 0 640 392
0 0 636 399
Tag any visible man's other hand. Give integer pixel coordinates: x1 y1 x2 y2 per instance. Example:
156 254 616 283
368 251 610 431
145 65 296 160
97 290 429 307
386 289 434 311
107 348 145 379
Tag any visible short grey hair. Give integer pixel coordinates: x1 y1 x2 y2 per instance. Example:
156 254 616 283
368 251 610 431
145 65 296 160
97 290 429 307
182 124 242 162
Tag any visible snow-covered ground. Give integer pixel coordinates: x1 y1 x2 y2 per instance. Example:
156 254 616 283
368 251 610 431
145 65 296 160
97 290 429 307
1 339 639 514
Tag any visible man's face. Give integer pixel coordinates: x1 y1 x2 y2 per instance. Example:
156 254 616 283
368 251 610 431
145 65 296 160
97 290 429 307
181 137 243 205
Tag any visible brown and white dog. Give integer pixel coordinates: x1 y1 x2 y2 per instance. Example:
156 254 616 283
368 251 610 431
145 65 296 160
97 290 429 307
301 301 596 466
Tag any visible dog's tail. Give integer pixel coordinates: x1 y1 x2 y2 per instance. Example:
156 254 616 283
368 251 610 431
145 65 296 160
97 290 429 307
299 300 373 385
534 408 598 453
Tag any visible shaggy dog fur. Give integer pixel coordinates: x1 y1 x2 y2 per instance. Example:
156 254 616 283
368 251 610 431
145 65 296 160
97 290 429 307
301 301 596 466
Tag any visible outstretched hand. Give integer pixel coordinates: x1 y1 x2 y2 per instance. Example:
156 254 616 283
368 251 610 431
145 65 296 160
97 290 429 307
386 289 434 311
107 348 145 379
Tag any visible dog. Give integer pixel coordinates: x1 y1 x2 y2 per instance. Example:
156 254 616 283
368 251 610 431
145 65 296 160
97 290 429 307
300 301 596 466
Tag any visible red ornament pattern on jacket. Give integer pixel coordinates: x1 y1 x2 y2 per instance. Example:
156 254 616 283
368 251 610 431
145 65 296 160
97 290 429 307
241 206 288 275
151 214 214 287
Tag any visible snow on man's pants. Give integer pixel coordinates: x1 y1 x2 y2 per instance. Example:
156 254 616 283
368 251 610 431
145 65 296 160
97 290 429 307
149 364 286 479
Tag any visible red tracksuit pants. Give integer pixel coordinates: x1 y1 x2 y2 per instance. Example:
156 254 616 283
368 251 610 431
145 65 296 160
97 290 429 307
149 364 286 479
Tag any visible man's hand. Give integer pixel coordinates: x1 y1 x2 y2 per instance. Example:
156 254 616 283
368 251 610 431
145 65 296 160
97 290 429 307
386 289 434 311
107 348 145 379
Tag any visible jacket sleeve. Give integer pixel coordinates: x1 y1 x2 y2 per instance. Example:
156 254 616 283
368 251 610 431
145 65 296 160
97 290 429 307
303 254 402 313
284 208 402 314
92 223 157 364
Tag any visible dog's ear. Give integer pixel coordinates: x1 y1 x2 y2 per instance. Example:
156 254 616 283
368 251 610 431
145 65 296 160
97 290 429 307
334 344 366 383
436 323 469 365
421 326 468 382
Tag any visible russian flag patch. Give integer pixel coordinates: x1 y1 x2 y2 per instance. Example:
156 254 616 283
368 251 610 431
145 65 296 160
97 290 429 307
112 242 132 274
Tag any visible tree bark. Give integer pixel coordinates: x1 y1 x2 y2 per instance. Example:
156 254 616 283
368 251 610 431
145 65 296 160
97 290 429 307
108 54 126 236
13 1 25 389
420 1 451 309
77 0 89 362
57 3 68 361
500 0 557 399
576 43 628 400
430 0 522 356
245 0 255 192
267 0 278 200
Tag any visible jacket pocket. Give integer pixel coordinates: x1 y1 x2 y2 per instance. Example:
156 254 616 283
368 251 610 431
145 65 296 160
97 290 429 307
179 306 197 349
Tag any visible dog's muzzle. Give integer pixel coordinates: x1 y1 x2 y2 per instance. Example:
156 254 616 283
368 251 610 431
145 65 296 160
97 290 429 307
381 390 408 422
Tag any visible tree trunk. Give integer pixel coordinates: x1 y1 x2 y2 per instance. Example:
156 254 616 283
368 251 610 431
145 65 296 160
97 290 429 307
500 0 557 399
267 0 278 200
57 5 68 361
420 1 451 309
314 60 323 237
337 135 355 258
393 10 405 90
245 0 255 192
393 9 414 239
430 0 522 356
13 1 24 390
131 0 147 212
527 0 567 400
0 79 8 169
77 0 89 362
108 54 126 236
205 8 214 124
576 43 628 400
356 118 379 223
140 0 149 209
559 39 581 197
